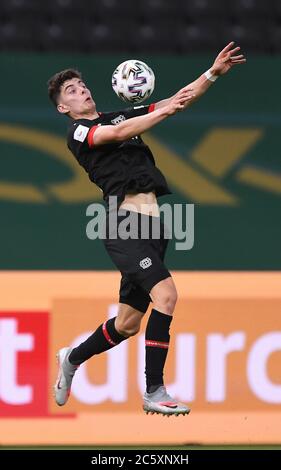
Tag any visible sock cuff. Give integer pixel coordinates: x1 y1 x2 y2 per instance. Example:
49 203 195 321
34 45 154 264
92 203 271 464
145 308 172 342
150 308 173 325
145 340 169 349
103 317 126 345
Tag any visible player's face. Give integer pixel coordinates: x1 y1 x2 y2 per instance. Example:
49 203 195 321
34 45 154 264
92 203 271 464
57 78 96 116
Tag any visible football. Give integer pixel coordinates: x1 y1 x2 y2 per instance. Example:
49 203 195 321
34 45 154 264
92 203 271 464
112 59 155 103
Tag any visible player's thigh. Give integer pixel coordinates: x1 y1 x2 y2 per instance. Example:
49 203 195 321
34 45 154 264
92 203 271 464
103 236 170 293
119 275 151 314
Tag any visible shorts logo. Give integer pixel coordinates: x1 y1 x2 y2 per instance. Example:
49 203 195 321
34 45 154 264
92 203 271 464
73 124 89 142
139 257 152 269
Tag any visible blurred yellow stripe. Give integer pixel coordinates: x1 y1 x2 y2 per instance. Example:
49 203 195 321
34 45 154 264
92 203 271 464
0 124 102 203
0 182 47 202
191 128 263 177
144 133 237 204
237 166 281 194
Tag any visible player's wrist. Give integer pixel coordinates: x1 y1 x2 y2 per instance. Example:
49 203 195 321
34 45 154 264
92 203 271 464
204 68 219 82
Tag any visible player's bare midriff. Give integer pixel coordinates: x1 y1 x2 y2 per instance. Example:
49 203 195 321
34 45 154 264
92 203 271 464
119 191 160 216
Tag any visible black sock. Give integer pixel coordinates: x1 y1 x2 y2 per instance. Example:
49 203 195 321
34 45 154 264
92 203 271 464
68 317 127 365
145 308 172 393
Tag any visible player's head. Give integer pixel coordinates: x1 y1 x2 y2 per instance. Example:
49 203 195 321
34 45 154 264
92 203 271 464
47 69 96 118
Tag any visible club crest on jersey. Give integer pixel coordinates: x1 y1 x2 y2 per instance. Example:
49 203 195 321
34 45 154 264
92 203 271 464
111 115 126 125
73 124 89 142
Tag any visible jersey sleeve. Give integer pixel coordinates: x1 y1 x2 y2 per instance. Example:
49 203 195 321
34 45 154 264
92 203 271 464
121 103 155 119
67 120 100 153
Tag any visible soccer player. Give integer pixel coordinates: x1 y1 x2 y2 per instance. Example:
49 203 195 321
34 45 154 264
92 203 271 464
48 42 245 416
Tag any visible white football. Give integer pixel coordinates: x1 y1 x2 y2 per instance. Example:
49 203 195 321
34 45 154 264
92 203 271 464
112 59 155 103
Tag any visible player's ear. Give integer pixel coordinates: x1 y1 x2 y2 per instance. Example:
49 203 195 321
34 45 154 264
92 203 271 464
57 103 70 115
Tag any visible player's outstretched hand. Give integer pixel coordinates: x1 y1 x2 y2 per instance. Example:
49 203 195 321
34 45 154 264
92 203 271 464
211 42 246 76
166 88 195 115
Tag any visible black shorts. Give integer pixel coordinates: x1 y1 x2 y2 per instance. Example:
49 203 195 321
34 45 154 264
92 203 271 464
103 210 171 313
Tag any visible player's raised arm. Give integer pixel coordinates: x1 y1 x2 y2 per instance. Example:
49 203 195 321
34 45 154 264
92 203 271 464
91 88 195 146
155 42 246 111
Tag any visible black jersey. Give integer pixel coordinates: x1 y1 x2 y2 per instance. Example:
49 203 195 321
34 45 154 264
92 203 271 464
67 104 171 206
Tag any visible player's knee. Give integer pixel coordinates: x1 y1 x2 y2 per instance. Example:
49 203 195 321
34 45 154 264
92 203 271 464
154 288 178 314
116 320 141 337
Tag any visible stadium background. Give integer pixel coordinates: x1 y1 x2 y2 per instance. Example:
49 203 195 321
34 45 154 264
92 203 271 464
0 0 280 448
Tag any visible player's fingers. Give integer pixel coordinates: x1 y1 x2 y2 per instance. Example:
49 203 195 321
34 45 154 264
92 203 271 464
220 41 235 54
176 93 193 103
178 89 193 97
179 94 191 101
229 46 241 55
184 93 195 100
231 59 247 64
173 104 182 112
230 54 244 60
180 93 196 101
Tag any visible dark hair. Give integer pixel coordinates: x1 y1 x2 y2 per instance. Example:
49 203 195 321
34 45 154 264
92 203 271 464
47 69 82 106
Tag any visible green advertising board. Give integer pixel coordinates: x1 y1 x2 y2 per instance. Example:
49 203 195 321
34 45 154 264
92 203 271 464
0 53 280 269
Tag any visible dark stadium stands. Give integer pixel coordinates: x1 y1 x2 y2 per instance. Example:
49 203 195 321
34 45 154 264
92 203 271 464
0 0 279 53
